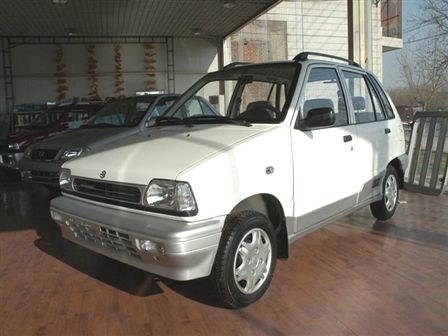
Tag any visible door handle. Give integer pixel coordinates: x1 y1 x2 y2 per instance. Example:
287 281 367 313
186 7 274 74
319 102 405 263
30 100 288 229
343 135 353 142
384 128 391 134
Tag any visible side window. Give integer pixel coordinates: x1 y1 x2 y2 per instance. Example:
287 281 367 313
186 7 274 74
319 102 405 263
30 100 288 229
198 97 218 116
301 67 348 127
184 97 204 117
368 74 395 119
370 84 386 121
151 97 176 119
67 110 89 129
341 70 376 123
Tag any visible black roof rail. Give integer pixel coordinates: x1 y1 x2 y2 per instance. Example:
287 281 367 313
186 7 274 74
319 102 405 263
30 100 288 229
222 62 252 70
293 52 361 68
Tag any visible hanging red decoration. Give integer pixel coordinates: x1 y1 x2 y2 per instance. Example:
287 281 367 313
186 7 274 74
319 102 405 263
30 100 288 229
86 44 101 101
54 46 68 102
143 44 157 91
114 45 125 96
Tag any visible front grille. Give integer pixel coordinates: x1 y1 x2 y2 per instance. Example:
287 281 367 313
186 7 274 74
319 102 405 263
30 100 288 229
73 178 142 204
30 148 59 161
30 170 59 183
68 221 141 260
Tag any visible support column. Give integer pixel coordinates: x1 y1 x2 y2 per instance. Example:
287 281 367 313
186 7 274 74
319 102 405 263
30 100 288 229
166 37 175 93
1 37 15 130
348 0 372 69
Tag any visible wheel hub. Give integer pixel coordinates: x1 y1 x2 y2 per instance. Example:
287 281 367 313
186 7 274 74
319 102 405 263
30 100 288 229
233 228 272 295
384 174 398 211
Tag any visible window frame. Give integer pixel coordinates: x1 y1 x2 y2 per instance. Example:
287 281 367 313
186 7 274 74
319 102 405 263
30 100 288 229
340 69 388 125
295 65 350 130
366 73 396 120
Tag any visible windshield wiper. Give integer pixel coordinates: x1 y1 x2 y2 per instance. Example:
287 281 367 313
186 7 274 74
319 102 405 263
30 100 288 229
80 123 119 128
153 116 193 127
185 115 252 127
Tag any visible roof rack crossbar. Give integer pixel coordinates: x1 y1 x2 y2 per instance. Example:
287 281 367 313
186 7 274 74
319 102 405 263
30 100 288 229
293 52 361 68
222 62 252 70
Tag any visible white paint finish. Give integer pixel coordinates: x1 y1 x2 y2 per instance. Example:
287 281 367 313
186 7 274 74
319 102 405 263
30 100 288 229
178 125 295 220
65 123 276 186
291 124 360 218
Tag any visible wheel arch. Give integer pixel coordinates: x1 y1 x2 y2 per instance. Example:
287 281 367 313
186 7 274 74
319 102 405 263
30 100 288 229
389 157 405 189
228 193 288 259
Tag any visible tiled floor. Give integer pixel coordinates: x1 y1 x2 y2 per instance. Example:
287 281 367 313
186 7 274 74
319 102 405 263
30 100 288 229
1 171 447 335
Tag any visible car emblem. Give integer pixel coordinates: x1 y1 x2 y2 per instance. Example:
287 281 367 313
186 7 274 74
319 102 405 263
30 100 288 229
99 170 106 179
38 151 45 158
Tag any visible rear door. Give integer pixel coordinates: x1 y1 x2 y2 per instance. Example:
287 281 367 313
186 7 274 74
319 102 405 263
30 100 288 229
291 66 359 231
340 69 391 203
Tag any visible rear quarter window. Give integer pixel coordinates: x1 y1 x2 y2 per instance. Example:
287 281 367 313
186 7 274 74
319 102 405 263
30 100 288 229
367 74 396 119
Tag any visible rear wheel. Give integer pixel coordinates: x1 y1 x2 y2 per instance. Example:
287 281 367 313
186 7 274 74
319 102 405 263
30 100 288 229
370 165 399 220
211 211 277 308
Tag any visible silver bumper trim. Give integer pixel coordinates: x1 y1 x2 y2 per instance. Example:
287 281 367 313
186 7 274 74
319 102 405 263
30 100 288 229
50 196 224 281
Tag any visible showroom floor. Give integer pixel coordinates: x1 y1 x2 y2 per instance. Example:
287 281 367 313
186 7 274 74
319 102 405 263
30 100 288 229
1 171 447 336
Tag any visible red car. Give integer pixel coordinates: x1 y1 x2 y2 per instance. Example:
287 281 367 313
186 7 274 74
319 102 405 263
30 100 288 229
0 101 103 170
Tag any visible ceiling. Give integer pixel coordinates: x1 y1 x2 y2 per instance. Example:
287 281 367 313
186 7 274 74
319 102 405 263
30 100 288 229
0 0 282 39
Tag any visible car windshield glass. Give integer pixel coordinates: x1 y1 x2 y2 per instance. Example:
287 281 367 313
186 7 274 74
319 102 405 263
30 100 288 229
83 98 154 127
27 109 64 128
162 63 298 125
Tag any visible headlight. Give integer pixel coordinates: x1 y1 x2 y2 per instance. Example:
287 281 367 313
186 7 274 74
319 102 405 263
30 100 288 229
8 143 20 151
59 168 72 190
143 179 197 215
60 147 88 160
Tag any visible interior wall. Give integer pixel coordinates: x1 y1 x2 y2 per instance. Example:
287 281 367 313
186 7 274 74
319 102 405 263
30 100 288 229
2 37 218 109
173 38 219 93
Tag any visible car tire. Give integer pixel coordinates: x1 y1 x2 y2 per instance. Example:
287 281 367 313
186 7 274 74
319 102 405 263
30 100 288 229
370 165 399 221
210 211 277 308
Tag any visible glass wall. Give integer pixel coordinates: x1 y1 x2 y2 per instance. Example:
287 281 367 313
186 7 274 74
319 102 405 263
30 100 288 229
228 18 287 63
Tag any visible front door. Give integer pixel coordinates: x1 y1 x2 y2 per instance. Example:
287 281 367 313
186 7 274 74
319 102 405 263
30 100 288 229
291 66 359 231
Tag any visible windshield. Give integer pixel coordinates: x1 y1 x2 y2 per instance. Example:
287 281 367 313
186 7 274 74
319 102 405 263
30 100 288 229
163 63 298 125
27 109 64 128
84 98 154 127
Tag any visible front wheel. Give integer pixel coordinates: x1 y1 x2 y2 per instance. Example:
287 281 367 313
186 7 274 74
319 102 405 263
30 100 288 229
210 211 277 308
370 165 399 220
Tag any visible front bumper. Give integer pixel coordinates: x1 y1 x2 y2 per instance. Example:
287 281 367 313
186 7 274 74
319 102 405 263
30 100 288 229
19 157 62 185
0 152 24 170
50 196 224 281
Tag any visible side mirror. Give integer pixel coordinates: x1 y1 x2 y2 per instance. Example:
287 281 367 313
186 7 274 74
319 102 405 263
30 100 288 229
304 107 335 128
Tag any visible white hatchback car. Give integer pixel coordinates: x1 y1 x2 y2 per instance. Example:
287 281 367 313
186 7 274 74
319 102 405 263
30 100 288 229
50 52 408 308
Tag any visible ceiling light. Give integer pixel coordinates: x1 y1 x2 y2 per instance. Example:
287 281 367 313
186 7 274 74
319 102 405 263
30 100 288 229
66 28 77 36
223 0 235 8
53 0 68 4
192 28 202 36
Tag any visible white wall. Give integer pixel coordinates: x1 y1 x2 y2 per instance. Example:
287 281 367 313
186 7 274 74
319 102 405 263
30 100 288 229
1 37 218 109
173 38 219 93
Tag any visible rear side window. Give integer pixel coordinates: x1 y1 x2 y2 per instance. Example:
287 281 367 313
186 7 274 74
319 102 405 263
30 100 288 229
301 67 348 127
367 74 395 119
341 70 378 123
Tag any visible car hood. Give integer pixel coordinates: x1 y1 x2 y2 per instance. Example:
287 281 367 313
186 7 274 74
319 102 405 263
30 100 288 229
0 129 39 147
65 124 275 185
30 127 137 151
